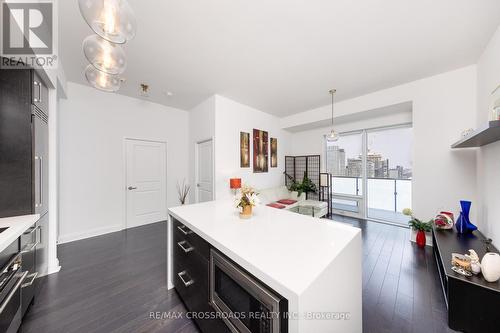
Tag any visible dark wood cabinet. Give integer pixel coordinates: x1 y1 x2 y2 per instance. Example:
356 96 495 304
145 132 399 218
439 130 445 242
0 68 33 218
432 227 500 333
172 219 230 333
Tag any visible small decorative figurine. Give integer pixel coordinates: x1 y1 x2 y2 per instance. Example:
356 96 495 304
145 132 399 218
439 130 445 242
465 249 481 275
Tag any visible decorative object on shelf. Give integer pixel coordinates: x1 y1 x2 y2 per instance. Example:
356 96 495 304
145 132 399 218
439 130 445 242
229 178 241 195
79 0 136 92
78 0 137 44
481 252 500 283
326 89 339 142
434 211 455 230
253 129 268 173
461 128 474 138
240 132 250 168
270 138 278 168
176 179 191 205
404 208 432 248
234 185 260 219
483 238 493 252
491 83 500 120
451 253 473 277
465 249 482 275
285 172 317 197
455 200 477 234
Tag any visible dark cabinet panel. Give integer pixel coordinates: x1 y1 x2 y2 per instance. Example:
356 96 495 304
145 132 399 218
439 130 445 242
0 68 32 218
172 218 230 333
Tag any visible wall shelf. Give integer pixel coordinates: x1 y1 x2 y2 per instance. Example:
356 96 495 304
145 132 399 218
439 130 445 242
451 120 500 148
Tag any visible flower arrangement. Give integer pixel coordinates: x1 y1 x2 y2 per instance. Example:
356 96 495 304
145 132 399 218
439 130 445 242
234 185 260 219
176 179 191 205
403 208 432 248
403 208 432 232
234 184 260 209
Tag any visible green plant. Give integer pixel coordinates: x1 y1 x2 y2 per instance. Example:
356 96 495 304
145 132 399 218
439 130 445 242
403 208 432 232
284 171 317 197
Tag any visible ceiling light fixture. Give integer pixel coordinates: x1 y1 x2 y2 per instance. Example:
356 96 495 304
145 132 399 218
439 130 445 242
326 89 339 142
83 35 127 75
140 83 150 97
78 0 137 44
84 65 121 92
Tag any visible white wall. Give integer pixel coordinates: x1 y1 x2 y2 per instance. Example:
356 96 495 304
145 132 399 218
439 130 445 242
58 83 189 243
290 105 413 171
476 26 500 247
284 66 478 222
214 95 291 200
189 96 216 203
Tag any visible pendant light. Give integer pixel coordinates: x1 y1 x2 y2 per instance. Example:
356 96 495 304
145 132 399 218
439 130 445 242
326 89 339 142
83 35 127 75
78 0 137 44
84 64 121 92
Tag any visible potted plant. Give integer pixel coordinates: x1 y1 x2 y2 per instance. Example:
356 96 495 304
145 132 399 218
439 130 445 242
404 208 432 248
234 185 260 219
285 171 317 197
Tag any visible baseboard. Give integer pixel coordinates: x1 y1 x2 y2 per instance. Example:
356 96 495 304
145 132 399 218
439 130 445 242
57 224 123 244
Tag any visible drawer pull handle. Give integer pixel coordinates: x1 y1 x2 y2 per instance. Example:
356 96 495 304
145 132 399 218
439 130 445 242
177 241 194 253
22 272 38 288
177 270 194 287
23 226 38 235
177 225 192 235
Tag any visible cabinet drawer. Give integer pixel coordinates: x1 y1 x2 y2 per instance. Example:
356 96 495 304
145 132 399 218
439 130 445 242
173 219 210 261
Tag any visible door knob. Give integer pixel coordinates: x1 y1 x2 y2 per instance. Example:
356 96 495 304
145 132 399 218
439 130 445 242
197 183 200 187
128 186 137 190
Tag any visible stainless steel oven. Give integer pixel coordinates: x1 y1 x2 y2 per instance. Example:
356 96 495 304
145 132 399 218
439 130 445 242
0 252 28 333
209 250 287 333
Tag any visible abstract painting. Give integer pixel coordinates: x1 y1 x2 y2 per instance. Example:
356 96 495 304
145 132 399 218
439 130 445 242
240 132 250 168
253 129 268 173
270 138 277 168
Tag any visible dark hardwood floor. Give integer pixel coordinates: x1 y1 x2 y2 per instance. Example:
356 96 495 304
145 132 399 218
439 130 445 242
20 218 455 333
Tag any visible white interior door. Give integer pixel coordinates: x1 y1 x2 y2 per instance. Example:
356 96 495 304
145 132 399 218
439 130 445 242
196 139 213 203
126 139 167 228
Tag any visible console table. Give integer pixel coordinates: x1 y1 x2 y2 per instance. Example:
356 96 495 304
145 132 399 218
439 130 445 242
432 227 500 333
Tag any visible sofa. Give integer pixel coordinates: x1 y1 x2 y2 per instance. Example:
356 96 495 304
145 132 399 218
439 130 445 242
258 186 328 218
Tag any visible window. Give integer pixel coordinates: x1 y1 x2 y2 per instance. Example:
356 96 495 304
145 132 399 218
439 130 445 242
325 125 413 225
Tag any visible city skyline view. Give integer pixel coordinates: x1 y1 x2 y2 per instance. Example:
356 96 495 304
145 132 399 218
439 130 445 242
326 126 413 180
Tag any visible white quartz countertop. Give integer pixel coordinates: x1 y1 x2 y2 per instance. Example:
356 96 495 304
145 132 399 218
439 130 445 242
168 200 360 296
0 214 40 252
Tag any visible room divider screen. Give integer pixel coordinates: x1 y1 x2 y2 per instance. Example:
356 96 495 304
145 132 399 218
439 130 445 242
284 155 321 201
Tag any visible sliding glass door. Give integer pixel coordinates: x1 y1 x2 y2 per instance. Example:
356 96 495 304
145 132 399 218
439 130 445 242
367 126 413 224
325 125 413 225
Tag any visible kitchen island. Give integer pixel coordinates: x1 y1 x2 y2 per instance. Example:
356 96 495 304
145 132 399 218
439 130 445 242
168 200 362 333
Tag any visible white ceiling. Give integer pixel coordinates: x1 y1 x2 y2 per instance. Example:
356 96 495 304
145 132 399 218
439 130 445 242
59 0 500 116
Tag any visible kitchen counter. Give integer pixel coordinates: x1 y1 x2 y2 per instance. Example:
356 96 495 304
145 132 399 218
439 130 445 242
168 200 362 333
0 214 40 252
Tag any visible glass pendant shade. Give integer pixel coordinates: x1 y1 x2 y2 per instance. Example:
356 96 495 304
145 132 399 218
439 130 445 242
78 0 137 44
84 65 121 92
83 35 126 75
326 129 339 142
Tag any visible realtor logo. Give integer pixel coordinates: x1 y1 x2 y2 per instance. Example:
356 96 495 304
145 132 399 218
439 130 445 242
1 1 56 68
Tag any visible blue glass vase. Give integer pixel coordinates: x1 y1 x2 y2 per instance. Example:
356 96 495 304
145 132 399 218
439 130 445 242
455 200 477 234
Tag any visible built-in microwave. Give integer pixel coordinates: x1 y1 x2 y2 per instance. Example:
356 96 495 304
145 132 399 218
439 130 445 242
209 249 288 333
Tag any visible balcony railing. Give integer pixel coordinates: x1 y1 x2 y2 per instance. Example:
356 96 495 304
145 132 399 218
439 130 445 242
331 175 412 224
